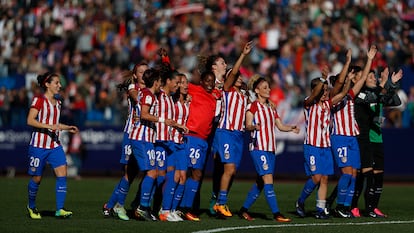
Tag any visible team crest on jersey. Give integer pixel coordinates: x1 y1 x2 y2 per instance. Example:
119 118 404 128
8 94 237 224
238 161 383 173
145 96 152 104
311 165 316 172
191 157 197 165
341 156 347 163
263 164 269 170
224 152 230 160
158 160 164 167
30 167 36 172
150 159 155 166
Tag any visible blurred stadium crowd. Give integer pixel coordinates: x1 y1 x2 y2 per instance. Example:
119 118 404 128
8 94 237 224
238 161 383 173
0 0 414 129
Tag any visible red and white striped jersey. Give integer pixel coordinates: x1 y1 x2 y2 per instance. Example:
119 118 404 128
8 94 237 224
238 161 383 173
156 89 175 141
304 99 332 147
129 88 158 143
214 88 223 118
29 96 61 149
248 101 279 152
331 90 359 136
123 83 140 134
171 100 190 144
218 87 248 131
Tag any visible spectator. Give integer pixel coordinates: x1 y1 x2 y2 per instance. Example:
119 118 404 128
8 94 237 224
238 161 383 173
0 86 10 127
0 1 412 128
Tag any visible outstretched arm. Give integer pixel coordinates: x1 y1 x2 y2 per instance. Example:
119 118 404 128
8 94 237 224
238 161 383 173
274 118 300 134
330 49 352 97
223 41 253 91
331 72 353 105
352 45 377 95
382 69 403 106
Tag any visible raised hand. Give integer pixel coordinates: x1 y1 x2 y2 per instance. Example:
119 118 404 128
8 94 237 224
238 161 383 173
243 41 254 55
380 67 389 87
391 69 403 84
321 65 329 81
346 48 352 62
367 45 377 60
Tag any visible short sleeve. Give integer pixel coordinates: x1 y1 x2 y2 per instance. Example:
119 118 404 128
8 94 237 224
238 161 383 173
30 96 43 111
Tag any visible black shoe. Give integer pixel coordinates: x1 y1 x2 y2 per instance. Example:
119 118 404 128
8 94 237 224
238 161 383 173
295 200 305 217
238 211 254 221
325 202 333 215
315 210 329 219
135 206 157 221
102 203 111 218
335 207 351 218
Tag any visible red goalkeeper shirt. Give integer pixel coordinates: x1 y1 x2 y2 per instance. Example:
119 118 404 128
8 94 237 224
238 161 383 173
186 83 217 140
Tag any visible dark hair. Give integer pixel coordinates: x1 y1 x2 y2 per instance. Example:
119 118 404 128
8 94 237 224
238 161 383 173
156 62 174 86
132 62 148 74
329 74 339 85
172 72 187 102
225 68 241 79
197 54 222 73
37 72 58 90
132 62 148 83
252 77 266 90
226 68 241 77
142 68 161 88
310 77 326 90
348 65 362 73
200 70 215 82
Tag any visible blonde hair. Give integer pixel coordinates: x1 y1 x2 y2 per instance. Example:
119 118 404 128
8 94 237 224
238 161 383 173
116 70 134 92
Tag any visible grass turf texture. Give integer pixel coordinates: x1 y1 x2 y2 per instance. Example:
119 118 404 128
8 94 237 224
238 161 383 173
1 177 413 233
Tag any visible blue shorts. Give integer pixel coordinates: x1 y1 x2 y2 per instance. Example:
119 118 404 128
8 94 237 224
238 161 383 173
212 129 244 168
185 135 208 170
330 134 361 169
28 145 66 176
131 140 156 171
120 132 132 165
167 142 187 171
303 144 334 176
155 140 175 171
250 150 275 176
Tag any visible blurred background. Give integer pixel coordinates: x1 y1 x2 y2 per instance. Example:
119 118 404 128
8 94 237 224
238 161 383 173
0 0 413 180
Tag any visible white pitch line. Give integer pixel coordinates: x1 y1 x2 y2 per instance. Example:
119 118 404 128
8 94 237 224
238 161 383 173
192 220 414 233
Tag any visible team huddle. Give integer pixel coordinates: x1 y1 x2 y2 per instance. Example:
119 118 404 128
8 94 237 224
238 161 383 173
25 42 402 222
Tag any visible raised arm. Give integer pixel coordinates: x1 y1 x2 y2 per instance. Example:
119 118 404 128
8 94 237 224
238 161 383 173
330 49 352 97
223 41 253 91
352 45 377 94
331 72 353 105
304 77 327 107
382 69 403 106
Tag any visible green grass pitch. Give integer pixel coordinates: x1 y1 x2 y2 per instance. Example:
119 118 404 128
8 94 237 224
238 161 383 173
1 176 413 233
